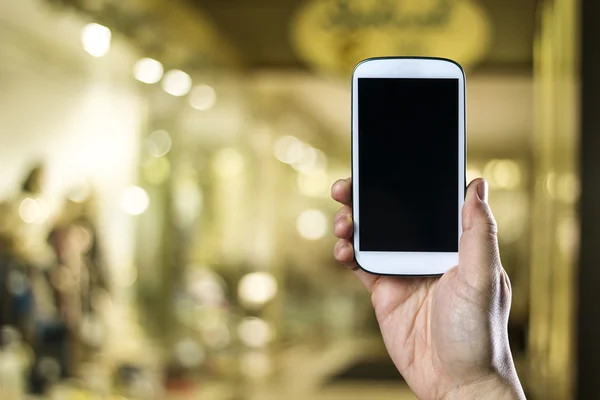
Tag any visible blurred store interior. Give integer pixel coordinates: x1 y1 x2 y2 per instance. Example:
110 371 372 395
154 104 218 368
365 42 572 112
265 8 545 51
0 0 591 398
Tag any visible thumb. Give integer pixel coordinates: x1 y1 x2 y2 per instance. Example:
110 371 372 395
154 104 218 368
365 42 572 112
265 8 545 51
458 178 502 290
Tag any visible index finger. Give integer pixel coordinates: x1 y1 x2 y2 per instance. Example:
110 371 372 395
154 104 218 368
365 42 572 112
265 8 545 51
331 178 352 206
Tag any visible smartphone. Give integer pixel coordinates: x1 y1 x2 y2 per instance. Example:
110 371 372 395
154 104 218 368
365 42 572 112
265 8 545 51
351 57 466 276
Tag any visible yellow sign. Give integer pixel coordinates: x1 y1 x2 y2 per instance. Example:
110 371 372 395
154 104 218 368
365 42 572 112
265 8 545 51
291 0 492 76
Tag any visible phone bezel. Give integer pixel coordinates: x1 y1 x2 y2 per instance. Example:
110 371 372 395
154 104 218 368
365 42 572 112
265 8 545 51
352 57 466 276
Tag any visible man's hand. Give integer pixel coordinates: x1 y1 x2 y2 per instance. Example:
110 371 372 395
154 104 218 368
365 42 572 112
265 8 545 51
331 177 525 400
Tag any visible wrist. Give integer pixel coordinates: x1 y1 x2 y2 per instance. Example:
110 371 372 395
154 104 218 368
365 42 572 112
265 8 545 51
445 373 525 400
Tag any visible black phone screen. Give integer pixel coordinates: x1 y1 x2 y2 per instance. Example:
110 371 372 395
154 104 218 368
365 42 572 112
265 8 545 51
357 78 460 252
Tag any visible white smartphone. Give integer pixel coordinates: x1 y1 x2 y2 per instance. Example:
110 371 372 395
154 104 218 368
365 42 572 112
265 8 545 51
352 57 466 276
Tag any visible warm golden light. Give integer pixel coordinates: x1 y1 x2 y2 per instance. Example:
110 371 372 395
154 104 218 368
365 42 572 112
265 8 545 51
161 70 192 97
146 130 172 157
175 339 205 368
238 317 273 348
189 84 217 110
484 159 521 190
240 351 271 379
67 179 91 203
213 148 244 178
121 186 150 215
273 136 303 164
296 209 327 240
238 272 278 307
142 157 171 185
492 160 522 189
81 23 111 57
19 198 39 224
297 170 328 197
35 198 50 224
466 166 482 184
133 58 164 84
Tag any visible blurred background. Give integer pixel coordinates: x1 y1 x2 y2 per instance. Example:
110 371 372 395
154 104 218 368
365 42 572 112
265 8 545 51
0 0 588 398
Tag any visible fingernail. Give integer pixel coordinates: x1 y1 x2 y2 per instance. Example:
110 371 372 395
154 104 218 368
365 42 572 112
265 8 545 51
477 180 488 203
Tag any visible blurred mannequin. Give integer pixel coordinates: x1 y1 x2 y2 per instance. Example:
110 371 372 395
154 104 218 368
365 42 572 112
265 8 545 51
0 164 55 268
45 194 109 379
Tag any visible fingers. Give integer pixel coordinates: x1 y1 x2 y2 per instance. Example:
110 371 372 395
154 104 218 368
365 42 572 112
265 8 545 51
459 178 502 291
334 239 358 269
334 206 353 239
334 239 381 291
331 178 352 206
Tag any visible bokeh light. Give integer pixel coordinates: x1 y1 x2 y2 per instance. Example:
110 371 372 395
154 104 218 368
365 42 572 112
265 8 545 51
146 130 172 157
19 198 39 223
67 179 91 203
142 157 171 185
484 159 522 189
189 84 217 110
161 70 192 97
466 166 482 184
238 317 273 348
121 186 150 215
174 339 205 368
273 136 304 164
238 272 278 308
296 209 327 240
297 170 328 197
81 23 111 57
213 148 244 178
133 58 164 84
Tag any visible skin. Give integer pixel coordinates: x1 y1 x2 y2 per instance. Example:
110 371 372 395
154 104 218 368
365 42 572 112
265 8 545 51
331 177 526 400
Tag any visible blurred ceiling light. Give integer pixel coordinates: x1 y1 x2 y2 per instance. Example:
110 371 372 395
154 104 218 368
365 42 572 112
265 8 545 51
189 84 217 110
142 157 171 185
483 159 521 190
297 209 327 240
238 272 278 307
19 198 39 223
133 58 164 84
81 23 111 57
297 170 328 197
175 339 205 368
240 351 271 379
147 130 172 157
162 70 192 97
213 148 244 178
273 136 303 164
491 160 521 190
121 186 150 215
238 317 272 348
35 199 50 224
292 146 317 173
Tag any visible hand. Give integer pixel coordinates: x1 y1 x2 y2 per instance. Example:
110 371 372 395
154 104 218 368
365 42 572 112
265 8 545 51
331 178 526 400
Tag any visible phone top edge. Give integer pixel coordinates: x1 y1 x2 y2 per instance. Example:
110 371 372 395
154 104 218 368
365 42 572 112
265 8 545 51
352 56 466 79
